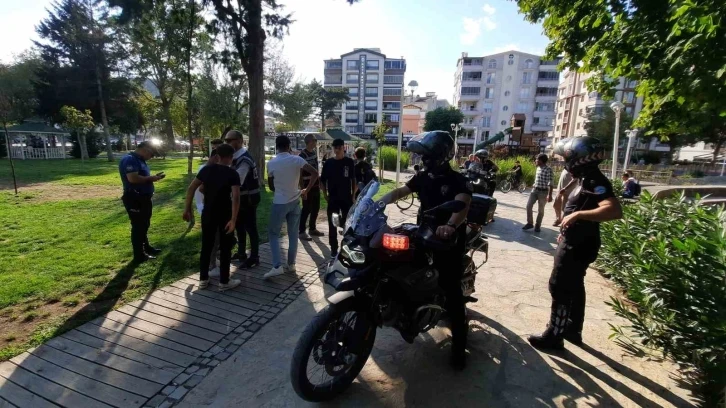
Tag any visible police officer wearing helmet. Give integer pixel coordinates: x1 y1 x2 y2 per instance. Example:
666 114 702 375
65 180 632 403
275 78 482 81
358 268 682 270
380 131 472 369
468 149 498 196
528 136 622 350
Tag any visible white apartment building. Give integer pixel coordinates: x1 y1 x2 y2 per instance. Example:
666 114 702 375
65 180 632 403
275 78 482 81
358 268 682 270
553 71 670 156
323 48 406 142
453 51 560 156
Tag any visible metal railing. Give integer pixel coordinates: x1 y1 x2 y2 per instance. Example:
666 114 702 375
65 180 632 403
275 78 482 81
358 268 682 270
10 147 66 159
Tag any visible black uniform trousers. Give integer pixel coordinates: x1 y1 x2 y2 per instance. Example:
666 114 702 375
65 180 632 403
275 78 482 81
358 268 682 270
548 239 599 335
235 193 260 259
434 240 467 354
122 193 153 258
326 198 352 253
299 187 321 233
200 213 234 284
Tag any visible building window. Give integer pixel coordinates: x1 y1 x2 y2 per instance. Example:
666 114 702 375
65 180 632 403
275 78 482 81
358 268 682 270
325 60 342 69
365 101 378 110
487 59 497 69
623 91 635 104
482 102 493 112
506 75 512 82
383 88 402 96
383 101 401 110
366 74 379 84
520 87 530 98
556 125 561 131
580 95 585 102
482 116 491 127
462 72 482 81
384 60 405 70
625 106 633 116
346 102 358 110
504 90 510 97
533 117 540 125
346 74 358 84
384 75 403 84
348 87 359 97
538 71 559 81
324 75 342 84
365 87 378 97
366 60 379 70
365 113 377 123
536 87 558 97
346 60 359 70
346 113 359 123
516 102 529 112
558 113 563 119
535 102 555 111
462 58 483 66
486 72 496 84
508 54 514 65
383 113 400 122
501 120 507 125
485 87 494 98
483 130 490 140
461 87 481 96
522 72 533 84
502 105 509 111
524 59 534 69
463 102 477 111
578 108 583 116
576 122 581 129
626 79 637 88
386 126 399 134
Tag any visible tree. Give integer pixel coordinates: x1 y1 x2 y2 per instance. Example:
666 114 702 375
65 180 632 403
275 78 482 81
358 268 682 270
196 60 248 142
515 0 726 161
277 82 314 131
583 109 634 152
649 101 725 162
308 80 349 131
35 0 132 162
372 122 389 181
60 105 95 161
423 107 464 138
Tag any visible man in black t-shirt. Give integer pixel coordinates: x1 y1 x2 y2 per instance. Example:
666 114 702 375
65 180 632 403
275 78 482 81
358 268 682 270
380 131 472 370
320 138 356 256
183 144 242 291
354 147 377 199
510 160 523 186
528 136 622 350
299 134 324 241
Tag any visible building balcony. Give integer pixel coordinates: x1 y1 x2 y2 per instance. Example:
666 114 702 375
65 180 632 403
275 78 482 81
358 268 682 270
458 94 480 101
461 109 479 115
531 123 553 132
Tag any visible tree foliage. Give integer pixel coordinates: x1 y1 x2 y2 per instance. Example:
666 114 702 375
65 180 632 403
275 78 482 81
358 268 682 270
583 109 634 151
423 107 464 138
308 80 349 131
60 105 95 160
515 0 726 160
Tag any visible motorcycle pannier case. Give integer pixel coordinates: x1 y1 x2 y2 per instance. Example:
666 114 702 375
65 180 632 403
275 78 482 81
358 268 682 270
468 193 496 225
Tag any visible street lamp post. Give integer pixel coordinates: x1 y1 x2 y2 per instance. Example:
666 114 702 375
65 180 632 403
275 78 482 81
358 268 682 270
623 128 640 170
609 101 625 179
451 123 462 163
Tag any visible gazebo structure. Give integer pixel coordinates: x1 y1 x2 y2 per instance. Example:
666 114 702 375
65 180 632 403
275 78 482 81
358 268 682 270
4 121 71 159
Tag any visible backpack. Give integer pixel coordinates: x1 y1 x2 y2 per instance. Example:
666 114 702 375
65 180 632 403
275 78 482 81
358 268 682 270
632 180 641 196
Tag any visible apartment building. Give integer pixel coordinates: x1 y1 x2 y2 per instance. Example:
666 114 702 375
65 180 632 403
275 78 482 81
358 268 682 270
452 51 560 156
323 48 406 141
401 92 450 136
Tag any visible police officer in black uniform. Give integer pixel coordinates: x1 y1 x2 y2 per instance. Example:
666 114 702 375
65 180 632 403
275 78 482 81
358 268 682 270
380 131 472 369
468 149 498 196
118 141 165 263
528 136 622 350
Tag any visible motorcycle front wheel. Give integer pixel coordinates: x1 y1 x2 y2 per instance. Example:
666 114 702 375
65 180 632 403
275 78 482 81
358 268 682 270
499 180 512 193
290 298 377 402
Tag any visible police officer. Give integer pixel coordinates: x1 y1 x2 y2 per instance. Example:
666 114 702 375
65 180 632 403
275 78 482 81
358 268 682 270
468 149 498 196
380 131 472 369
119 141 165 263
225 130 261 269
528 136 622 350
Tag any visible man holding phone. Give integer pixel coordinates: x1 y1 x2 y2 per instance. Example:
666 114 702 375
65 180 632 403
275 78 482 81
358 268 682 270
119 141 165 263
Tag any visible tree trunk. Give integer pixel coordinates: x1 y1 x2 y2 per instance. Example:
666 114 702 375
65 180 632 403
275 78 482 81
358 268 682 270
246 0 266 188
3 122 18 195
320 111 326 132
160 96 175 147
79 132 89 161
185 0 196 175
711 136 724 164
95 62 114 162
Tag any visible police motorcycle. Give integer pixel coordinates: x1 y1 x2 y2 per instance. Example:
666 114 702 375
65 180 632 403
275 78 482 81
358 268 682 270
290 180 489 402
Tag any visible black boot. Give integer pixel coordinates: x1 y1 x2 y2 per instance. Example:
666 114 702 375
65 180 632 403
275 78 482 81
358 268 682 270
563 329 583 345
528 327 564 350
528 301 569 350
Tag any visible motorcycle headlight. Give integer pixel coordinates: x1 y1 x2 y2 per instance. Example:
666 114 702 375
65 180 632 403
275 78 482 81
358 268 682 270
341 245 366 264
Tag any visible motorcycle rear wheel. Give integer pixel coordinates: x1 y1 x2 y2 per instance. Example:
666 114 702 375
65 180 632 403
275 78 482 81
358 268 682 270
290 298 376 402
499 180 512 193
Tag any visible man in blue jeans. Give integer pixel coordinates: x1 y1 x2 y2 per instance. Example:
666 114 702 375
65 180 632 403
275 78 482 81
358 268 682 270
265 136 319 278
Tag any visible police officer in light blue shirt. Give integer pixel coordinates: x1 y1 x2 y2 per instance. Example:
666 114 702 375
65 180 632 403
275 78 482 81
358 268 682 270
119 141 165 263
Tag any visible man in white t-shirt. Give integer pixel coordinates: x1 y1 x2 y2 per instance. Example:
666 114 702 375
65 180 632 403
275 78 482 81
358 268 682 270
194 139 224 276
265 136 319 278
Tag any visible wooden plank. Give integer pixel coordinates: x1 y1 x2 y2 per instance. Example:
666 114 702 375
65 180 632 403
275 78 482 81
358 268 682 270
155 286 255 317
256 253 319 269
25 346 160 398
186 277 278 302
148 291 248 323
75 324 197 367
60 330 184 375
167 281 262 310
231 265 300 284
178 278 270 304
0 361 111 408
44 337 177 385
91 319 202 358
101 311 213 352
234 274 293 291
10 352 145 408
0 375 59 408
123 301 232 335
139 295 241 327
0 396 17 408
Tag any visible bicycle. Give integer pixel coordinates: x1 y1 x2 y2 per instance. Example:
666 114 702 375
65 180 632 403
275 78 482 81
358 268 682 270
395 191 418 210
499 173 526 194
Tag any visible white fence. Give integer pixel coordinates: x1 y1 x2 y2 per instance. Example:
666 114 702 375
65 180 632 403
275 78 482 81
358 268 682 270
10 147 66 159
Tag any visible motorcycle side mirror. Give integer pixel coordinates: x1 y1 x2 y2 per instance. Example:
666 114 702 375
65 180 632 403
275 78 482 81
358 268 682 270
413 164 420 172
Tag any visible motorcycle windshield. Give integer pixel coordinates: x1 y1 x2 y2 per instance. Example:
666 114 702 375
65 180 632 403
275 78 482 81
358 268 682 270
344 180 380 233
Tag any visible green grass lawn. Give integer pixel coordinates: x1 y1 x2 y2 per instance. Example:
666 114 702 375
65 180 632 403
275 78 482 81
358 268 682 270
0 157 395 360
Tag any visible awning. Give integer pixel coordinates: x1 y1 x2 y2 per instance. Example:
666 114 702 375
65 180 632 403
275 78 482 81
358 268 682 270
5 121 70 135
322 128 361 141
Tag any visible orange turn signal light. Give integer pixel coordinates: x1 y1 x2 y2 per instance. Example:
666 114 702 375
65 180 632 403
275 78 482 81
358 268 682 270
383 233 409 251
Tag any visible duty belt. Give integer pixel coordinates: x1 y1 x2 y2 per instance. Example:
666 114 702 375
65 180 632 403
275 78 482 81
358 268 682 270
240 188 260 195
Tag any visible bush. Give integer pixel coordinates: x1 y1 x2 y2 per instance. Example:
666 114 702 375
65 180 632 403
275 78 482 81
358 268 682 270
494 156 536 186
688 169 706 178
70 130 101 159
380 145 409 171
598 192 726 405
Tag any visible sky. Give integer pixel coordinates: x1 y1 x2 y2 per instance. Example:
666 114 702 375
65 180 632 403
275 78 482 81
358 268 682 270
0 0 551 103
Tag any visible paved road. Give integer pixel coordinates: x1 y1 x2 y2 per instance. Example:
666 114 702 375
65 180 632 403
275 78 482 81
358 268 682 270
178 189 696 408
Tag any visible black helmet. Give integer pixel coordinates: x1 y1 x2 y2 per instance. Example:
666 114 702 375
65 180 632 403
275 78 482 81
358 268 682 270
407 131 456 172
561 136 605 176
552 138 567 157
474 149 489 160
